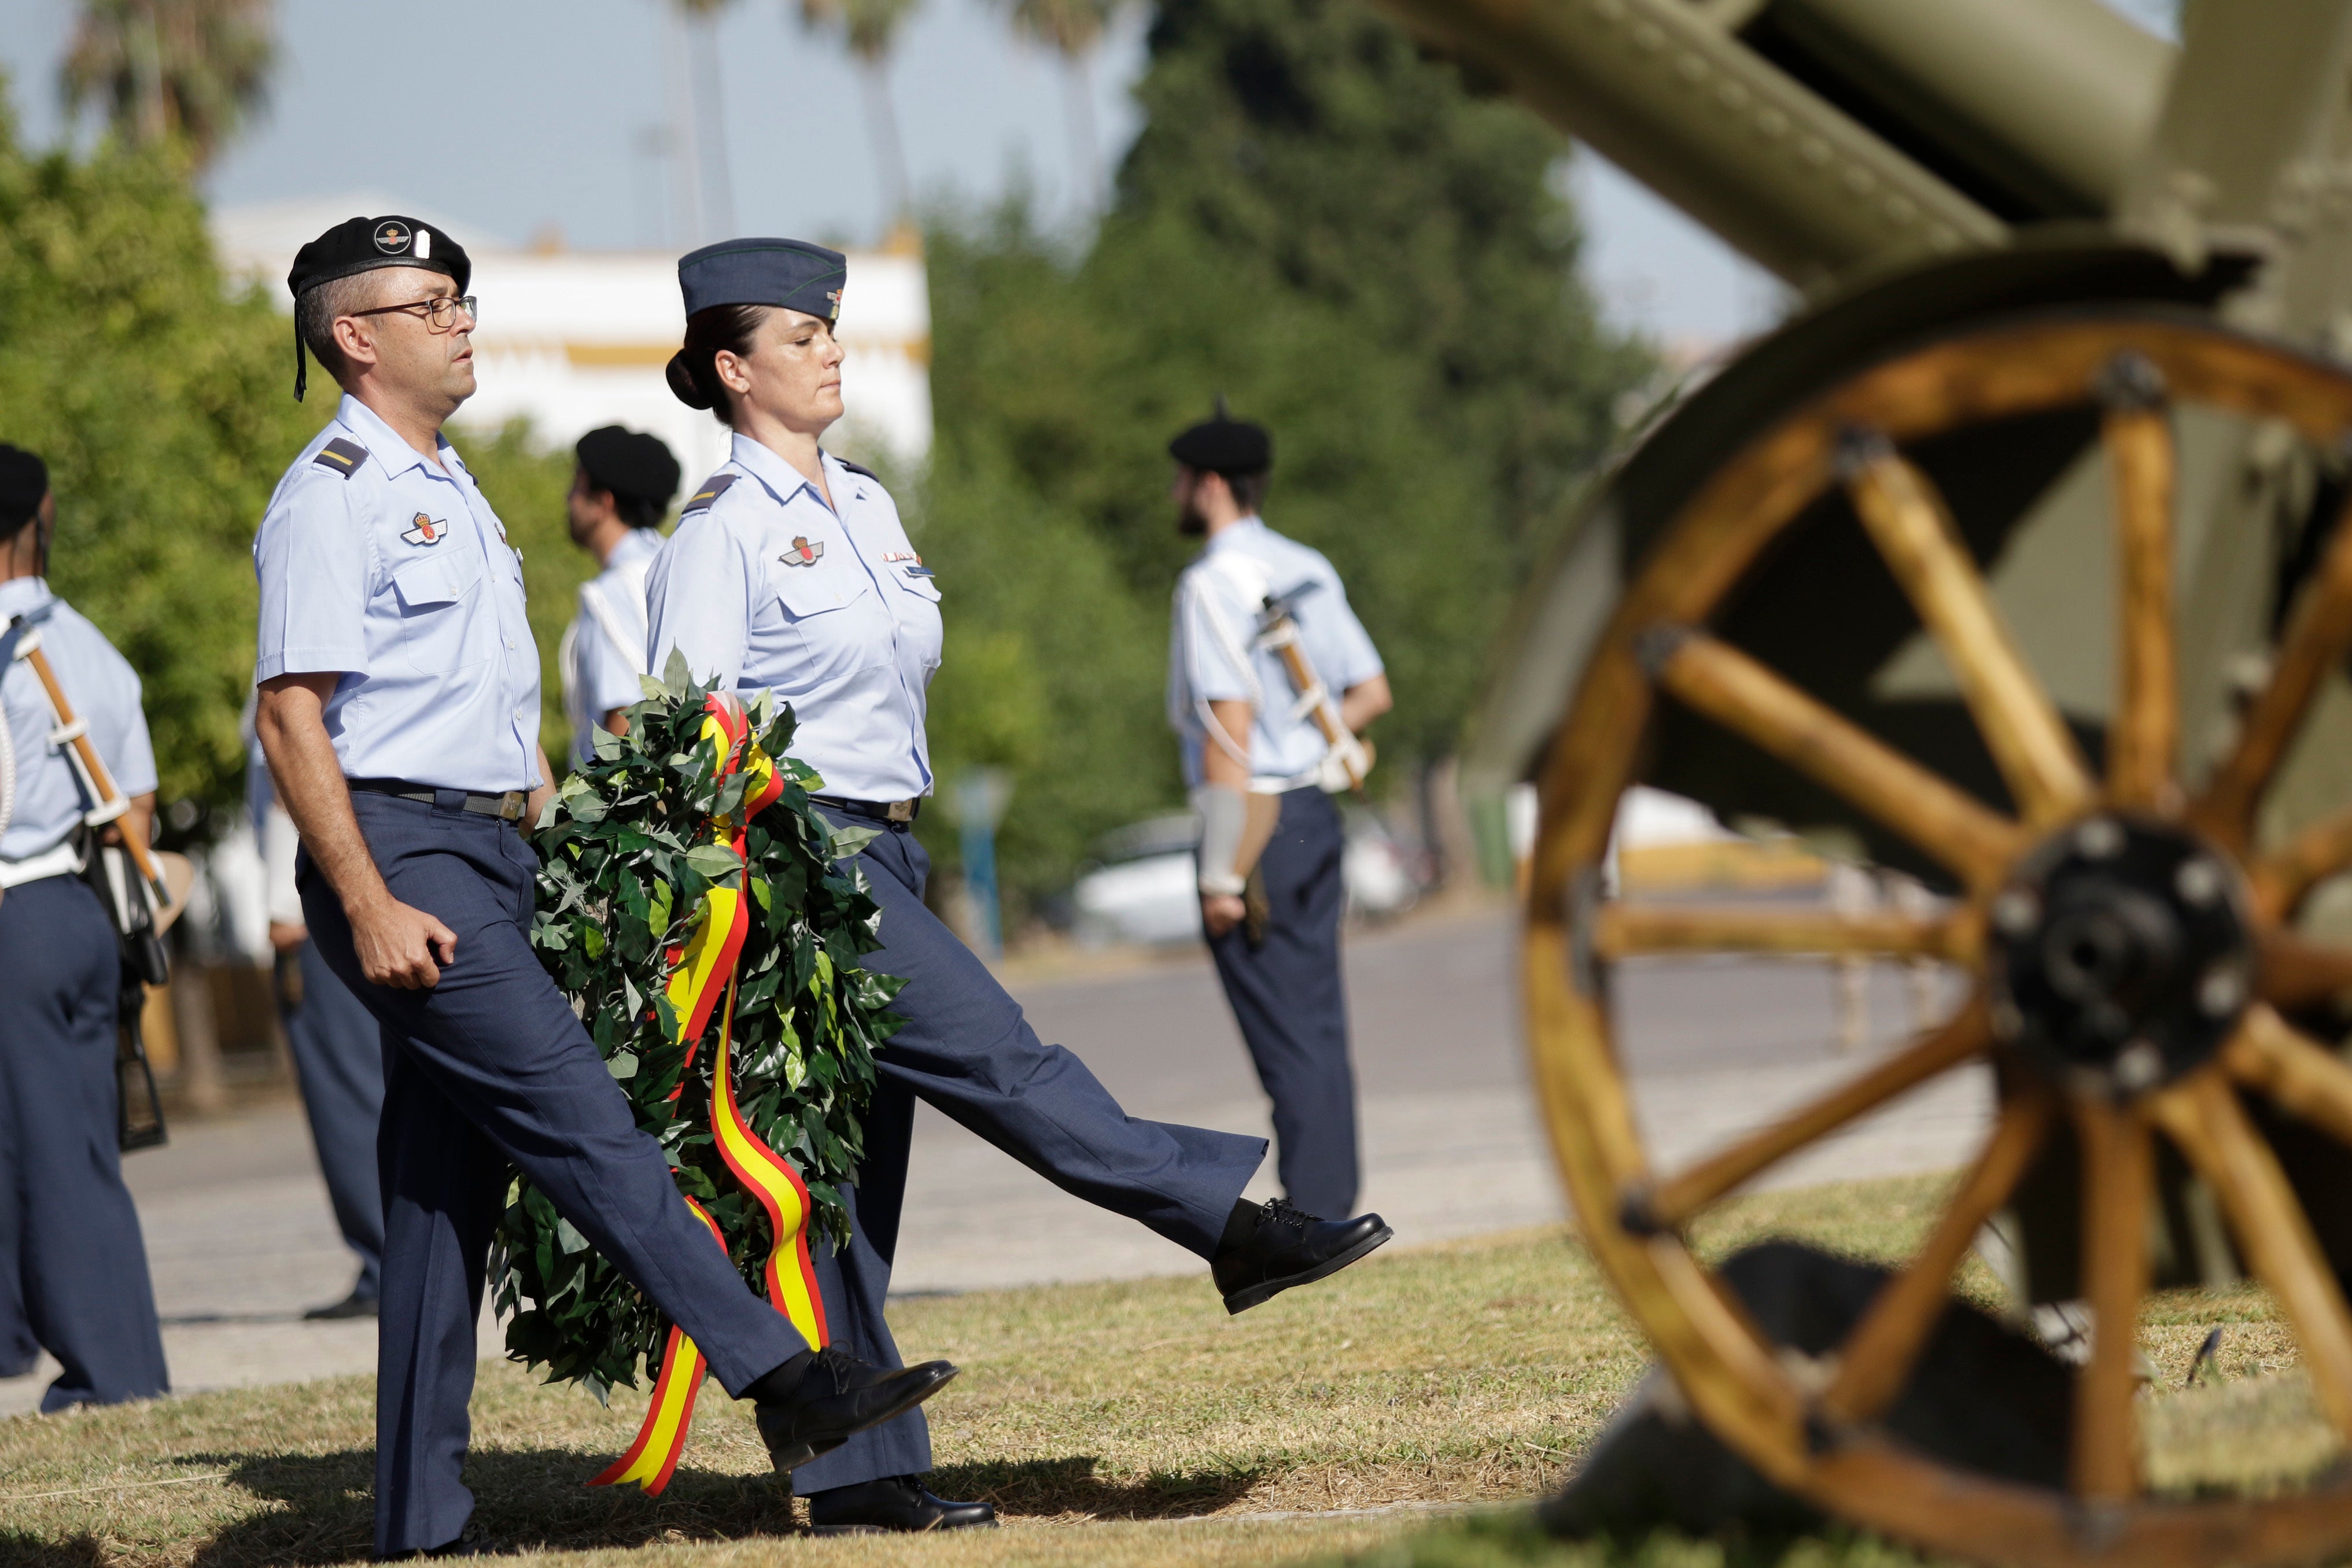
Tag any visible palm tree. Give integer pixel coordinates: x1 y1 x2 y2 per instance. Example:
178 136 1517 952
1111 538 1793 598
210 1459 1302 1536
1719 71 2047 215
1002 0 1118 215
61 0 275 174
795 0 921 228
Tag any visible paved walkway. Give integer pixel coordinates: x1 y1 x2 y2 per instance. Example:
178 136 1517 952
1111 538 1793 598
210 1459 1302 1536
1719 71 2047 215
2 902 1988 1416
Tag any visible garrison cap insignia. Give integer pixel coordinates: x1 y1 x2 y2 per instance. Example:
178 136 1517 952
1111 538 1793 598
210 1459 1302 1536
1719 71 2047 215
681 473 738 514
374 219 412 254
781 536 824 566
401 512 446 547
312 437 370 477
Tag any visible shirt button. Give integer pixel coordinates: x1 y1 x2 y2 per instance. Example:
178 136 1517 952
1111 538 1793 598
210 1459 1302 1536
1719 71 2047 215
505 639 515 650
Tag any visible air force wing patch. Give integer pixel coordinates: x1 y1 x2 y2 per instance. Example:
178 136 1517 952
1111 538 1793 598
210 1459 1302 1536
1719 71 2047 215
401 512 447 547
781 536 824 566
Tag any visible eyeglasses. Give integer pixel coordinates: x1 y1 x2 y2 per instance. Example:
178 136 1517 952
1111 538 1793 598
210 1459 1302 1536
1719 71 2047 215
349 294 480 331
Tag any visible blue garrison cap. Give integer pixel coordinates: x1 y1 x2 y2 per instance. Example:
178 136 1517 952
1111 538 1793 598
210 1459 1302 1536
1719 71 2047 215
678 237 847 323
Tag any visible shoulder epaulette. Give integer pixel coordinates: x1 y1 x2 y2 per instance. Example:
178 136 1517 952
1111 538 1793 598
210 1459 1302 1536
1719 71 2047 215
682 473 739 514
832 457 880 482
312 437 370 479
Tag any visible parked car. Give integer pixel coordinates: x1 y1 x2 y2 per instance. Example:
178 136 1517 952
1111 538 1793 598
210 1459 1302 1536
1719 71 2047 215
1071 807 1421 949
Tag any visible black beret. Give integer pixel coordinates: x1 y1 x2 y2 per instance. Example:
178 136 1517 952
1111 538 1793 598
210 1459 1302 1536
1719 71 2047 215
679 237 846 323
285 216 473 402
0 444 49 534
1168 412 1272 475
575 426 682 514
287 215 471 301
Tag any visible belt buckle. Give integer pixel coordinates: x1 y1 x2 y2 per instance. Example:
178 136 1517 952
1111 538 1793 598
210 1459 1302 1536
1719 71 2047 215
499 792 525 821
886 799 915 823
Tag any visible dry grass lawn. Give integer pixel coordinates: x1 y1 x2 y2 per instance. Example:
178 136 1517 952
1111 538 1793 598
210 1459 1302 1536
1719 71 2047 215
0 1173 2333 1568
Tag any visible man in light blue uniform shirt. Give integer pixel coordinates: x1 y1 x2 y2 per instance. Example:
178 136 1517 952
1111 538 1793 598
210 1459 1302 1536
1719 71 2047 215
0 443 170 1411
1167 411 1391 1220
249 216 952 1559
558 425 679 768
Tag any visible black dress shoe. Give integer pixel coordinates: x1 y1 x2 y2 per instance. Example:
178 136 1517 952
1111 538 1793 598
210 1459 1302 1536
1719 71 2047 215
305 1287 380 1321
753 1347 959 1475
806 1474 997 1533
1211 1198 1393 1314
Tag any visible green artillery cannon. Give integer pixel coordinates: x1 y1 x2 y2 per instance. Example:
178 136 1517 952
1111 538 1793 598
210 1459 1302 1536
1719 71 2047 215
1361 1 2352 1560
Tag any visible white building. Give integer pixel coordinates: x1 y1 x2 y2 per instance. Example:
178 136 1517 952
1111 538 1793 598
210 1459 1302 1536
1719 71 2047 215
210 196 933 484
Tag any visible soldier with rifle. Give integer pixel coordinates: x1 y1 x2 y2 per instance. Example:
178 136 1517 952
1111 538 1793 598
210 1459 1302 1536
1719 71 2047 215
0 443 171 1411
1167 408 1392 1221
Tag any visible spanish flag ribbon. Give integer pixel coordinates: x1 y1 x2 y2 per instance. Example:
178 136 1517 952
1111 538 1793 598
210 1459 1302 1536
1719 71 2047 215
586 1198 725 1495
595 693 828 1497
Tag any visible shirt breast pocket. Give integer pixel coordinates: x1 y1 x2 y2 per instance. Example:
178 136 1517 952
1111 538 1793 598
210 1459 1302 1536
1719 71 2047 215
390 554 486 675
776 571 892 682
891 569 943 668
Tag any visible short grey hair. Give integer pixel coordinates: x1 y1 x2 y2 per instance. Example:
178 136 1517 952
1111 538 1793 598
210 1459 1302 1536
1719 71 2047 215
296 270 388 389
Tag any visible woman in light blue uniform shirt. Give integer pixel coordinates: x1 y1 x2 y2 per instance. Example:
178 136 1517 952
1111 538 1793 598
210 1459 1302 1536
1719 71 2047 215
646 238 1392 1535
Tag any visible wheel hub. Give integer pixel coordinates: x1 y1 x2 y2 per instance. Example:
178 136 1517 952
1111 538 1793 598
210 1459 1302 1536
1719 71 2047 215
1988 816 2252 1097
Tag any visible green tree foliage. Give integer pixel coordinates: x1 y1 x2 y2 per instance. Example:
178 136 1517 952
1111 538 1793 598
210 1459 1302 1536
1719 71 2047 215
0 89 309 817
915 0 1649 918
0 76 607 816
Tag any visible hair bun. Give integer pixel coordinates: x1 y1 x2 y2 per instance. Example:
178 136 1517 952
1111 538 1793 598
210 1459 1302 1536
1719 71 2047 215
665 349 713 411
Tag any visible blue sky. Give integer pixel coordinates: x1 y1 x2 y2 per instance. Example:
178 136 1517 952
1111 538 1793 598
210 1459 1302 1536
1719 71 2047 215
0 0 2171 350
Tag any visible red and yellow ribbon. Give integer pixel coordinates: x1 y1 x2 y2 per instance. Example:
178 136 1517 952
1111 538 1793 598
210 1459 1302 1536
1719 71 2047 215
592 693 825 1497
587 1198 725 1495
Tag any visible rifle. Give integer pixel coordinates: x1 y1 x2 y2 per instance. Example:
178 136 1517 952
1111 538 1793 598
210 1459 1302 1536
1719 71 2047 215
7 608 172 1149
1251 581 1375 793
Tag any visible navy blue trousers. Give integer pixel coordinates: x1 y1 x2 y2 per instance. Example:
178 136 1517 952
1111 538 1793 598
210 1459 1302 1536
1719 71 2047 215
283 939 385 1297
1207 788 1359 1219
790 810 1266 1493
300 793 810 1558
0 874 169 1410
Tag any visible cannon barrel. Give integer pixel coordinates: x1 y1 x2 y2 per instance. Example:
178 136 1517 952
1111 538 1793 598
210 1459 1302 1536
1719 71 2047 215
1375 0 2169 286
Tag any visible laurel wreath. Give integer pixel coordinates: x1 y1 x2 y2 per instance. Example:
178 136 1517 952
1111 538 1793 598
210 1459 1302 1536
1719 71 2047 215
488 655 904 1399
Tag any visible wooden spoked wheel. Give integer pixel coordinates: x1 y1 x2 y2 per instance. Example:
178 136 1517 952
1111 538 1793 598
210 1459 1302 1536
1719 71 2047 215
1527 311 2352 1566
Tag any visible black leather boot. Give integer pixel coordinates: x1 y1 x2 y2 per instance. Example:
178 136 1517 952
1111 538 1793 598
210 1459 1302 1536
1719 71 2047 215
1211 1198 1392 1314
749 1348 959 1475
805 1474 998 1533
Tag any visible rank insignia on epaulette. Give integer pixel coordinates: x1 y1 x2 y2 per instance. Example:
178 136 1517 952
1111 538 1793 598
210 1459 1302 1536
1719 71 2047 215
683 473 738 514
781 536 824 566
312 436 370 477
401 512 446 547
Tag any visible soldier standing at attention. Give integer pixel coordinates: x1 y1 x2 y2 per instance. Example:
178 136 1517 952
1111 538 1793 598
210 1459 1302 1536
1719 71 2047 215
1167 410 1392 1221
647 237 1395 1534
0 443 170 1411
558 425 680 766
249 217 953 1559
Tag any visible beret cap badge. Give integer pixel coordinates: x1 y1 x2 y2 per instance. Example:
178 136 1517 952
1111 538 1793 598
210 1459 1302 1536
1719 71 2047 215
373 220 412 254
